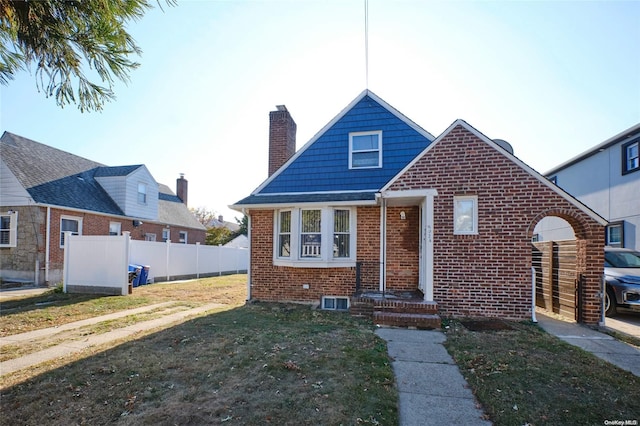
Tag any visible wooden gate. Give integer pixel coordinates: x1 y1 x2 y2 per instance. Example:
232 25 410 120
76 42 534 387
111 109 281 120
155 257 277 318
532 241 579 321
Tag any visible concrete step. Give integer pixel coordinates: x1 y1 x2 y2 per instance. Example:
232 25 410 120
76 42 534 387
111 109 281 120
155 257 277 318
373 311 441 330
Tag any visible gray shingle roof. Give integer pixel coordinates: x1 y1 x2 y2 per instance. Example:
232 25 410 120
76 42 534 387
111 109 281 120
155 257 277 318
1 131 205 230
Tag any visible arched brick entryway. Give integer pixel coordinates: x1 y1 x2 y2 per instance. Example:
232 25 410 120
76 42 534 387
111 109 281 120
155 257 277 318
529 209 605 325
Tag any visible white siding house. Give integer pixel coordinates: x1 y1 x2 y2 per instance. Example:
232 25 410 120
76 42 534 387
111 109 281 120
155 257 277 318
535 123 640 250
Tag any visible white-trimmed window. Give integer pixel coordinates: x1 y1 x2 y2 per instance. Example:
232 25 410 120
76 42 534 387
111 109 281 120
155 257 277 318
300 209 322 258
109 222 121 236
60 216 82 247
138 183 147 204
179 231 187 244
274 207 356 267
0 212 18 247
606 222 624 248
277 210 292 257
453 195 478 235
145 233 157 242
322 296 349 311
333 209 350 258
162 228 170 241
350 131 382 169
623 140 639 174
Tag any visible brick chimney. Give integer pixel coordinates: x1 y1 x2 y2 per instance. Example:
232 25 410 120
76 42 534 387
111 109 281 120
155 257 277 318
176 173 188 206
269 105 296 176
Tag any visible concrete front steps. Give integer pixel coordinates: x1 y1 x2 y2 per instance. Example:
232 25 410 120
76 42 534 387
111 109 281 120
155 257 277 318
351 294 441 329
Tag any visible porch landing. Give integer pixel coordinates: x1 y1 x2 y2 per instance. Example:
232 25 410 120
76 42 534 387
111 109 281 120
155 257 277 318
351 291 441 330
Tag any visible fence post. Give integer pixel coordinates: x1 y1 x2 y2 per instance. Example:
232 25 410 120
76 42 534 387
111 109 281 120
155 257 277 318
166 239 171 281
196 242 200 279
62 231 72 293
123 232 131 295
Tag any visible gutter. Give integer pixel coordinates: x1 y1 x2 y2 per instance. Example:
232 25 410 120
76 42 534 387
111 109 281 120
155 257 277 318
45 206 51 285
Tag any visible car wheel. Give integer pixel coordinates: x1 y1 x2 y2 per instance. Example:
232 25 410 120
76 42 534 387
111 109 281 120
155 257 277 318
605 287 618 317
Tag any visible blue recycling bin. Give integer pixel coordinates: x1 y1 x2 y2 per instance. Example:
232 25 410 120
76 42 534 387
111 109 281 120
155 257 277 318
128 264 142 287
138 265 150 285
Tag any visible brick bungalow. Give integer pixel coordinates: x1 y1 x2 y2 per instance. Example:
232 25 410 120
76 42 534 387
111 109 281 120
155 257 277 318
231 90 606 325
0 132 206 286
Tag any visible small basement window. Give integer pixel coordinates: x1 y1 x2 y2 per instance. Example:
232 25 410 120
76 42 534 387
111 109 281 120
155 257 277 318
322 296 349 311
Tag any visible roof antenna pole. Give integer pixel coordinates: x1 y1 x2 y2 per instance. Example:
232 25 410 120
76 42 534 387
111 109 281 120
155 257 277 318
364 0 369 89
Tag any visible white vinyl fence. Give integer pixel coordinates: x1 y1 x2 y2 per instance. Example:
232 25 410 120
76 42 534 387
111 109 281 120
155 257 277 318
63 232 248 295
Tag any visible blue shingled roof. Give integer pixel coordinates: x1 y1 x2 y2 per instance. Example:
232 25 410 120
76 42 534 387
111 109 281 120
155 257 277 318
255 92 433 198
28 168 124 215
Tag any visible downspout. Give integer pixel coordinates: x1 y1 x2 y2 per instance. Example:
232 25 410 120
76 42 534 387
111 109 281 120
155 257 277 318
531 266 537 323
379 198 386 293
45 206 51 285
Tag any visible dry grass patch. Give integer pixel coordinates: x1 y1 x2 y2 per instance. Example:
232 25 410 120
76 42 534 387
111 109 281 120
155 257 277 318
0 275 247 337
0 303 397 425
444 319 639 425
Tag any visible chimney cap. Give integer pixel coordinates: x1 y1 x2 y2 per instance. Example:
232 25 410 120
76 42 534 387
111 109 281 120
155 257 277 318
276 105 287 112
179 173 185 179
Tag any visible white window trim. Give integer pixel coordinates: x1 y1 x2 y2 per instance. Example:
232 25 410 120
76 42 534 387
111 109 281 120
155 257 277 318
349 130 382 169
179 231 188 244
60 215 83 247
0 211 18 248
453 195 478 235
321 296 350 311
138 183 147 205
162 228 170 241
273 207 357 268
109 221 121 236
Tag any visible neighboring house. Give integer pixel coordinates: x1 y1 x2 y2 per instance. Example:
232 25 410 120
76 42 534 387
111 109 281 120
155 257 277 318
207 215 240 233
534 123 640 250
0 131 206 286
231 90 607 325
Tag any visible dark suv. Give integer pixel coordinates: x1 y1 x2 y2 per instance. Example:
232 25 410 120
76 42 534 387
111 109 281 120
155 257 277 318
604 247 640 317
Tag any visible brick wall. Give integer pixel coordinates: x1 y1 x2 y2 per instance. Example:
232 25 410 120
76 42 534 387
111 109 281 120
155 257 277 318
249 206 381 303
388 125 604 323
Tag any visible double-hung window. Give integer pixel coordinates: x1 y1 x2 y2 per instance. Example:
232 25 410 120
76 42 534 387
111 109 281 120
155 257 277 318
350 131 382 169
0 212 18 247
274 207 356 266
278 211 292 257
622 140 639 175
300 209 322 257
60 216 82 247
138 183 147 204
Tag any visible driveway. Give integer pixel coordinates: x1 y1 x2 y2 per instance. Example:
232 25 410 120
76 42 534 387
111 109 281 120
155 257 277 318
605 312 640 339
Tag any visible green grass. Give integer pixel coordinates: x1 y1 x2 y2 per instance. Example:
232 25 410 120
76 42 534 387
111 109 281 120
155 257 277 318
443 319 640 425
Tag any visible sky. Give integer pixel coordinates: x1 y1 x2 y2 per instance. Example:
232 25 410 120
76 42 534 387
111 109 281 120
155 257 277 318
1 0 639 222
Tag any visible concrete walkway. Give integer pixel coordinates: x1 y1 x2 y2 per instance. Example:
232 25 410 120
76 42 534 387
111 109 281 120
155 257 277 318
536 313 640 377
0 302 225 376
375 328 491 426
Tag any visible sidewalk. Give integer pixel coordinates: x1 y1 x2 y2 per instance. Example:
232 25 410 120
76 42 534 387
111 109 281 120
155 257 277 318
375 328 491 426
536 312 640 377
0 302 225 377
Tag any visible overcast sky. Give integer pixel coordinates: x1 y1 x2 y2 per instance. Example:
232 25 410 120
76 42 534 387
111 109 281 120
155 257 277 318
2 0 639 221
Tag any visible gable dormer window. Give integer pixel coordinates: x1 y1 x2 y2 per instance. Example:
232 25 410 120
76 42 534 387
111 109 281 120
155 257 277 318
138 183 147 204
349 131 382 169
